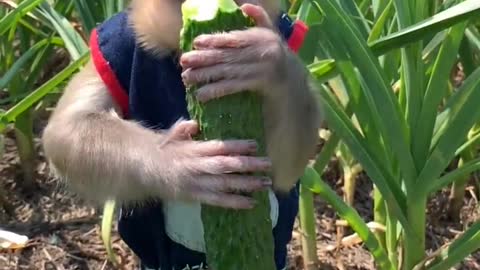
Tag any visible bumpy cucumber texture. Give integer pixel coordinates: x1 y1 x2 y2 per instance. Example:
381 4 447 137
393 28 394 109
180 0 276 269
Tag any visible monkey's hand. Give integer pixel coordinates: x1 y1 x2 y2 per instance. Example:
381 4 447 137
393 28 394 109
42 61 274 209
155 119 273 209
180 4 288 102
179 4 322 193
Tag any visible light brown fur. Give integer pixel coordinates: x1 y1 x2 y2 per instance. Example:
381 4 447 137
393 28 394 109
41 0 322 208
128 0 280 56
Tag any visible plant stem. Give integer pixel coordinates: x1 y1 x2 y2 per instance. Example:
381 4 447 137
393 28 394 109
374 186 387 249
448 134 476 221
404 195 427 270
299 184 319 270
386 212 398 269
14 110 36 190
447 158 470 221
344 164 362 206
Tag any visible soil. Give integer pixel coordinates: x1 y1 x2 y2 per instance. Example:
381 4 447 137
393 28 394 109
0 127 479 270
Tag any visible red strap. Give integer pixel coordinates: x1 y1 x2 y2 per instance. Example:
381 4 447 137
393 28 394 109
90 28 129 117
288 20 309 53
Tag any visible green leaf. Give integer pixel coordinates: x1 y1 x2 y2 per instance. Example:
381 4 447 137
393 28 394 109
312 131 340 174
296 0 324 63
0 37 63 90
37 2 88 59
101 199 119 266
72 0 97 34
337 0 371 39
307 59 337 83
455 132 480 156
0 0 45 36
311 0 417 188
430 157 480 194
418 66 480 191
3 52 90 123
424 221 480 270
302 166 394 270
316 82 412 234
368 0 394 44
0 133 4 159
465 26 480 51
370 0 480 55
422 30 447 60
412 23 467 171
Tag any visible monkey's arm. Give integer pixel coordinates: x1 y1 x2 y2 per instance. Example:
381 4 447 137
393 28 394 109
42 61 171 203
263 50 322 192
42 61 271 207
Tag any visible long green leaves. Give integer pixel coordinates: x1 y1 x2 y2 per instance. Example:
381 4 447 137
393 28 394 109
312 0 418 188
425 221 480 270
0 0 45 36
36 2 88 59
0 52 89 129
0 37 64 89
413 22 467 173
418 66 480 189
302 167 394 270
101 199 119 266
301 0 480 268
370 0 480 55
316 81 410 232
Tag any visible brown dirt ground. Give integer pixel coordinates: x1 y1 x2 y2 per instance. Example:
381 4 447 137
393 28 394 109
0 128 479 270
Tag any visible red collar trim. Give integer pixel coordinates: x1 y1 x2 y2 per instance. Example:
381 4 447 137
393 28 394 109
90 28 130 117
288 20 309 53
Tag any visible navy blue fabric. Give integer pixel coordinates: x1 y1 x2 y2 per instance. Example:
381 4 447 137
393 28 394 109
95 11 136 96
94 10 299 270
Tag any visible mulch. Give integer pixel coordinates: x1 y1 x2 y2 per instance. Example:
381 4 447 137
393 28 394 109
0 129 479 270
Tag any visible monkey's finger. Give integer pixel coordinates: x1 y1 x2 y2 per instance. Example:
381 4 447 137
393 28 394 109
193 31 252 49
180 47 264 69
168 120 199 140
192 190 256 209
201 174 272 193
192 140 258 156
182 63 269 86
180 49 231 69
193 27 278 50
195 78 262 103
200 156 272 174
239 3 273 29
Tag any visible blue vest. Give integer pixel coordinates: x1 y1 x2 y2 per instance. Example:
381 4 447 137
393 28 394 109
90 10 306 270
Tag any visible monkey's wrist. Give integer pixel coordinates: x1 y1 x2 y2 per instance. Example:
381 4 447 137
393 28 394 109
135 145 188 200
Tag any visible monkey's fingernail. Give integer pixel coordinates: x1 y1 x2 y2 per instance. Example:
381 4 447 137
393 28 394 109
196 92 208 103
181 72 193 87
182 58 191 65
262 178 273 186
261 157 272 164
248 140 257 151
194 36 208 47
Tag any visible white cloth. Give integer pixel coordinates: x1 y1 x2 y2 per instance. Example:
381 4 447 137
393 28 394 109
162 188 279 253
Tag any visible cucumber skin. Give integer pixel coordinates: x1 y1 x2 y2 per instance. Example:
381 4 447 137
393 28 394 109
180 8 276 270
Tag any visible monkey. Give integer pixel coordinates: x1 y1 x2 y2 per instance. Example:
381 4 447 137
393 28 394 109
41 1 322 269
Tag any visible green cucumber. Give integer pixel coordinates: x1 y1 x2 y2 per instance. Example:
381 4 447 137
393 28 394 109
179 0 276 269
